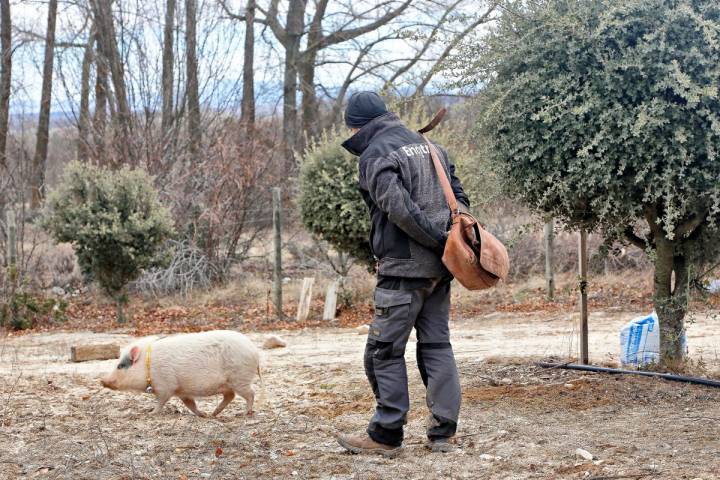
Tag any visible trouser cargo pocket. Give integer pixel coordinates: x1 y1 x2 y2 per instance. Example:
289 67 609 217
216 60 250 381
368 288 413 359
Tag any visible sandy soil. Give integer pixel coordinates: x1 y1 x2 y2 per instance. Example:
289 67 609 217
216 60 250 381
1 309 720 479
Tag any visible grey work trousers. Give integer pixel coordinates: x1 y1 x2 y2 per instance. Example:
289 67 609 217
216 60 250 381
364 278 461 447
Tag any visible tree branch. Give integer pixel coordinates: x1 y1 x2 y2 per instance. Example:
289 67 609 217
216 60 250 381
414 2 499 96
675 210 708 238
624 227 652 250
255 0 288 46
381 0 463 91
318 0 412 49
218 0 269 26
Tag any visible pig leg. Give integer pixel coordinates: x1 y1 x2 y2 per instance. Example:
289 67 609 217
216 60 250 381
236 386 255 415
211 391 235 417
152 393 172 414
180 397 207 417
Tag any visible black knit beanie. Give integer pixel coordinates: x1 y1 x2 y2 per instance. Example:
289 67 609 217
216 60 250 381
344 91 388 128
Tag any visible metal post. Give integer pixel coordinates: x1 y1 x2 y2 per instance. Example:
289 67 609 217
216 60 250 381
579 229 589 365
272 187 282 319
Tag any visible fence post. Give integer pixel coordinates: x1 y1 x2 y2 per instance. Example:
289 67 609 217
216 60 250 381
297 277 315 322
272 187 283 319
544 219 555 300
323 279 339 321
578 229 589 365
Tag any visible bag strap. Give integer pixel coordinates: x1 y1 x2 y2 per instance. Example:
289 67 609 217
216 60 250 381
418 108 459 216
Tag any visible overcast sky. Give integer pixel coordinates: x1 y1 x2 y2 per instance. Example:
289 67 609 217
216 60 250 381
9 0 479 121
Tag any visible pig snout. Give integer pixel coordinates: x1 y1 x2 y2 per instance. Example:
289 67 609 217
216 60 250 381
100 375 117 390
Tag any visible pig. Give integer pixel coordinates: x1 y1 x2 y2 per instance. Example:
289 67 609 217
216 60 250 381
101 330 261 417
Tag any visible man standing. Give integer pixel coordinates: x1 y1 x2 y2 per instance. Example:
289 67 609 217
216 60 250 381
337 92 470 456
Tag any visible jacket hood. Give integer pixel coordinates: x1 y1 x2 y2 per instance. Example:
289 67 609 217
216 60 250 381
341 112 402 156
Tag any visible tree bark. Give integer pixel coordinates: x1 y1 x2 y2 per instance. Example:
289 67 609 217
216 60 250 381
77 32 94 163
0 0 10 171
281 0 306 162
297 0 328 147
240 0 255 134
31 0 58 209
185 0 201 159
654 238 689 365
161 0 176 146
297 53 317 151
93 30 108 163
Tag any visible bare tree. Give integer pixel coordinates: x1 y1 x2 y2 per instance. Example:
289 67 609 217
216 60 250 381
185 0 201 159
262 0 305 161
30 0 59 209
0 0 10 171
161 0 176 147
297 0 411 143
91 0 133 166
222 0 412 159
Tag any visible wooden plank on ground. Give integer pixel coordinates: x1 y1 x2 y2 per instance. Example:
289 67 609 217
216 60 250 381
296 277 315 322
323 280 339 321
70 343 121 362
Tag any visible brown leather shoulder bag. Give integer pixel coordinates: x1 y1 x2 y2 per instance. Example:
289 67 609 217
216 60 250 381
419 109 510 290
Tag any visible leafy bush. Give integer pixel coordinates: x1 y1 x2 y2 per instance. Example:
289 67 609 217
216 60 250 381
42 161 174 323
299 127 372 269
464 0 720 363
0 292 67 330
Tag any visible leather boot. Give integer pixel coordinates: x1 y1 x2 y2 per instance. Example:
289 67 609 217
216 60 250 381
337 432 401 458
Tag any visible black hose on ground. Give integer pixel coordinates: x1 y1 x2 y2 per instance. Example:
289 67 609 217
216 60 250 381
536 362 720 388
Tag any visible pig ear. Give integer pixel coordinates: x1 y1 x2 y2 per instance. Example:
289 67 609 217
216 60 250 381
130 346 141 364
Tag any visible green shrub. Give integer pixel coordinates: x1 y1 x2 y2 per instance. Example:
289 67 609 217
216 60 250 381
299 127 372 268
42 161 174 323
0 293 68 330
463 0 720 364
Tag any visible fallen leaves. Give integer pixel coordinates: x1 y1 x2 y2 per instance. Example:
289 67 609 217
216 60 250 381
7 273 715 337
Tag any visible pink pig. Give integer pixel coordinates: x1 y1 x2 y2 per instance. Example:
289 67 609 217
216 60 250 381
101 330 261 417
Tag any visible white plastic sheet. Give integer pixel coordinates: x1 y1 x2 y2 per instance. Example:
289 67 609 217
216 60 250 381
619 311 687 367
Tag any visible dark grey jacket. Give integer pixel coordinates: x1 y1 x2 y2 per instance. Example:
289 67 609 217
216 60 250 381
342 112 470 278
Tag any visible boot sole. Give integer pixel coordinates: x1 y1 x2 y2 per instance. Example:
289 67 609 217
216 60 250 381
337 437 401 458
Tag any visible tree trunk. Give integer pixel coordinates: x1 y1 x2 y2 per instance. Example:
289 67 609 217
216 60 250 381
0 0 11 171
161 0 176 148
298 49 319 150
185 0 201 159
240 0 255 134
92 0 133 166
654 238 689 365
281 0 306 163
30 0 58 209
115 295 126 324
77 32 94 162
93 31 108 163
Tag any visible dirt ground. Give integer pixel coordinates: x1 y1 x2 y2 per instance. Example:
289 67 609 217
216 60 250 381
1 309 720 479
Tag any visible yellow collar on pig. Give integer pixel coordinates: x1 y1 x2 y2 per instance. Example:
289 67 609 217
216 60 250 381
144 343 154 394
